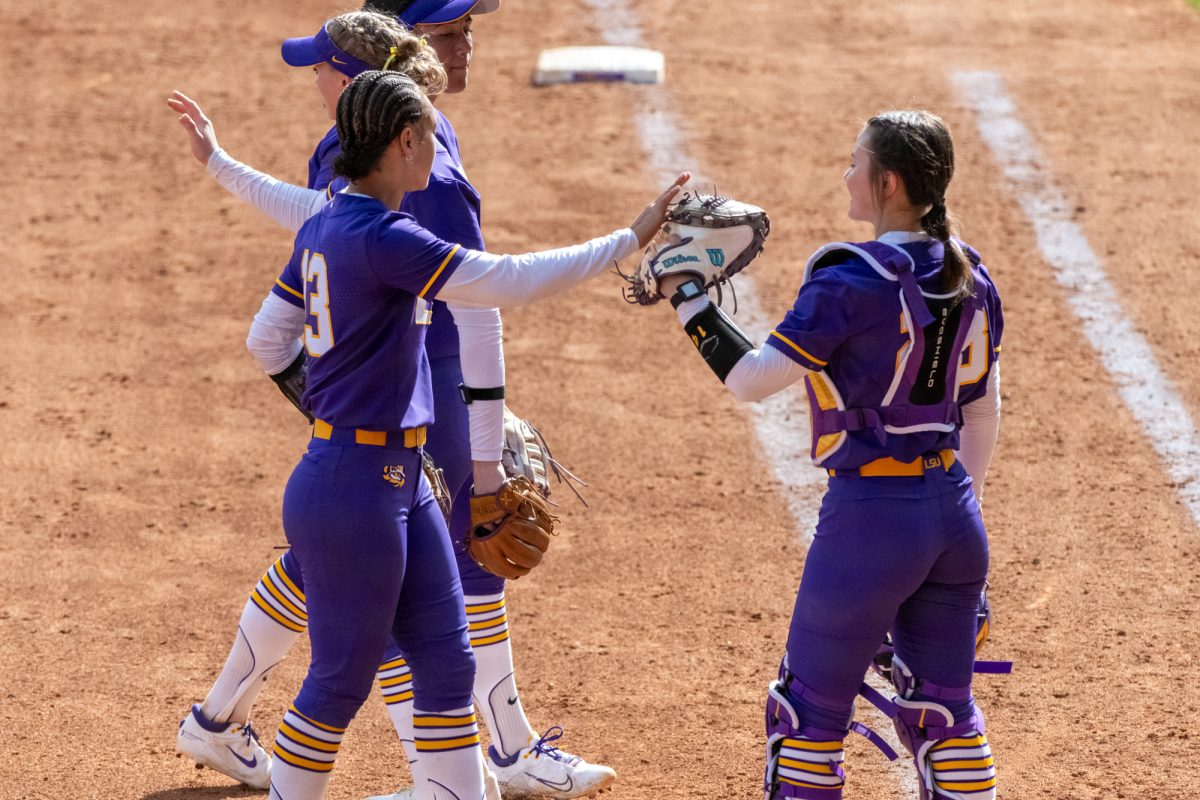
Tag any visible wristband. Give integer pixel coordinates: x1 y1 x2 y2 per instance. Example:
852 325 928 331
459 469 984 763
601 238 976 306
459 383 505 405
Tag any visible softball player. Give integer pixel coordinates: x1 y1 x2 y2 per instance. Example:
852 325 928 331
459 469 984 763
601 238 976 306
654 110 1002 799
171 11 446 791
245 70 684 800
172 3 621 795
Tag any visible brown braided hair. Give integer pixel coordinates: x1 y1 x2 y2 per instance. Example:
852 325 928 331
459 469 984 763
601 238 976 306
327 10 447 97
333 71 433 181
865 110 974 300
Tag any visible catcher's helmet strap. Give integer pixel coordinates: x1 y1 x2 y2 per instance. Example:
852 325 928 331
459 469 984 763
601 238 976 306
459 383 505 405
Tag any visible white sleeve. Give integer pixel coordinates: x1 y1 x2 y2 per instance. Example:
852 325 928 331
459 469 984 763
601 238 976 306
956 362 1002 503
246 293 305 375
674 297 809 401
207 149 328 233
435 228 639 307
447 304 506 461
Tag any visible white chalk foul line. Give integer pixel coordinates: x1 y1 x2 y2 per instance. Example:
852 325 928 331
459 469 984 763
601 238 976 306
583 3 828 539
953 70 1200 528
579 1 916 795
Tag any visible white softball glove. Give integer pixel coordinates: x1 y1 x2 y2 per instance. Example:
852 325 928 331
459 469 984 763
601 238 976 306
619 192 770 306
502 407 587 506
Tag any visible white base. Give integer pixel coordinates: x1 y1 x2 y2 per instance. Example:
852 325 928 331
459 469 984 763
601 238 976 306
533 46 664 85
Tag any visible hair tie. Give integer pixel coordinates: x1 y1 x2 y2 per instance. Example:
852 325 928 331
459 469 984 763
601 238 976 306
382 45 399 71
418 37 428 49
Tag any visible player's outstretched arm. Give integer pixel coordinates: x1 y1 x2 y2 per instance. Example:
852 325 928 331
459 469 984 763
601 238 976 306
166 91 325 232
167 91 219 165
434 173 690 308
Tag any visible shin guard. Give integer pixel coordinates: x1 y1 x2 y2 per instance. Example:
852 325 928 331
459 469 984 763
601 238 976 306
763 679 846 800
890 657 996 800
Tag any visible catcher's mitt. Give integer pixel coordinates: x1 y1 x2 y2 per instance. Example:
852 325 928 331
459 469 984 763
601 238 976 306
422 452 452 524
468 476 558 580
502 408 587 506
619 192 770 306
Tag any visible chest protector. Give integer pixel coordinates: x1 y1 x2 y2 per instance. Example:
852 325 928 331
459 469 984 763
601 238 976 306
803 240 986 466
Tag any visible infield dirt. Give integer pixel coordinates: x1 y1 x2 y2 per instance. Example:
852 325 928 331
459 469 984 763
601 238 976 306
3 0 1199 798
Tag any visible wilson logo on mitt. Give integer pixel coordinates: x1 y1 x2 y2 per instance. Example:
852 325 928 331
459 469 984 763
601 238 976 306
618 191 770 306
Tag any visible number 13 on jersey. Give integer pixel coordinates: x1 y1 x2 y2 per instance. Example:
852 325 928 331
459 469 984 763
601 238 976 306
302 249 334 357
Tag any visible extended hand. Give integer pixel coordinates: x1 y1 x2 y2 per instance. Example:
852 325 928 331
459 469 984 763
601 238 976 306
166 91 220 166
629 171 691 248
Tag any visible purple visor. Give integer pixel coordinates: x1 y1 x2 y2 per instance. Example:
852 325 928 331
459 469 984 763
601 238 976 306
281 24 375 79
399 0 500 26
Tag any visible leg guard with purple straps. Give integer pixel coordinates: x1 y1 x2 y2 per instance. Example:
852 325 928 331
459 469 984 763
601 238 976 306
764 678 846 800
889 656 997 800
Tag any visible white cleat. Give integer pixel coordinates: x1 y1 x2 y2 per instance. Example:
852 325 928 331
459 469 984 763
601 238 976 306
488 727 616 799
176 704 272 789
364 767 501 800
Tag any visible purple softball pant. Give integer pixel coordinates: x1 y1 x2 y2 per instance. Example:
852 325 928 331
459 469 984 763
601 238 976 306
786 460 988 730
282 435 475 729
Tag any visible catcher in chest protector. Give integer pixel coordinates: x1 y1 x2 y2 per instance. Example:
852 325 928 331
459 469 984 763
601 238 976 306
632 110 1005 800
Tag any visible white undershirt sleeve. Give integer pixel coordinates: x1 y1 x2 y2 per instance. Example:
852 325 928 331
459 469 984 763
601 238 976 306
674 298 810 401
446 304 506 461
435 229 639 307
956 362 1002 503
207 149 328 233
246 293 305 375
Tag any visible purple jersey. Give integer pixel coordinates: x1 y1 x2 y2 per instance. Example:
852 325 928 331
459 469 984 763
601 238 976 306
307 125 341 192
272 193 466 431
766 238 1003 469
307 111 483 362
401 110 485 362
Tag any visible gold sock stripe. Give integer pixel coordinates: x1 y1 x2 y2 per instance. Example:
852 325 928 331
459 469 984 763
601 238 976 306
464 598 505 614
467 612 508 631
289 704 346 733
384 690 415 705
278 722 341 753
378 657 409 672
273 743 335 773
273 557 307 604
779 776 838 790
262 571 308 620
250 590 306 632
415 733 482 751
380 673 414 689
413 713 476 728
469 629 510 647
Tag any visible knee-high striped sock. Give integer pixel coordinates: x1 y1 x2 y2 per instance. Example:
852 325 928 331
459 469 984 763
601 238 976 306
465 592 536 757
412 707 484 800
202 555 307 724
269 705 344 800
378 655 419 764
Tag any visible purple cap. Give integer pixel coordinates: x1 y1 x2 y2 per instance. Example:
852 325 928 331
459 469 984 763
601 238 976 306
281 24 376 78
398 0 500 26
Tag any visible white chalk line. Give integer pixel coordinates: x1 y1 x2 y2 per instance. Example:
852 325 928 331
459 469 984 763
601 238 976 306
579 1 917 795
953 71 1200 528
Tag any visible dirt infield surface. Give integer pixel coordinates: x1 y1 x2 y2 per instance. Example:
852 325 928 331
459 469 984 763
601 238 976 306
4 0 1200 798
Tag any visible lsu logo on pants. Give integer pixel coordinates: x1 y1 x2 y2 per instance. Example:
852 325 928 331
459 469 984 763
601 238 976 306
382 465 406 488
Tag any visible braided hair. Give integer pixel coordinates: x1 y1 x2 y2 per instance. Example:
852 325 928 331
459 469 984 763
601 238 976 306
327 10 447 97
865 110 974 300
361 0 421 15
333 71 433 181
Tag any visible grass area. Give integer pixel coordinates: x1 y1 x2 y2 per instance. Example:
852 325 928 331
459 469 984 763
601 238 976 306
1189 0 1200 11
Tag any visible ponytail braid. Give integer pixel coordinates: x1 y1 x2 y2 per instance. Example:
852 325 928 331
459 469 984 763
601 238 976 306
333 71 431 181
921 199 974 299
866 110 975 301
